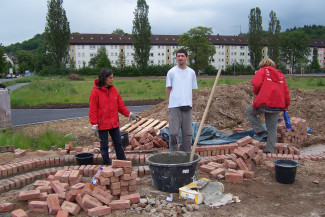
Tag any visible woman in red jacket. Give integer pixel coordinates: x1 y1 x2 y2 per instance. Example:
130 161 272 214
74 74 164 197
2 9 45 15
89 69 137 165
246 58 290 153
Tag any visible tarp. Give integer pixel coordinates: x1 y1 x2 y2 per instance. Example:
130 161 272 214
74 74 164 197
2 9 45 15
160 122 267 146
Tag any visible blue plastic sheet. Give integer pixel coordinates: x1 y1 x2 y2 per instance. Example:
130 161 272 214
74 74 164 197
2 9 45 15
160 122 267 146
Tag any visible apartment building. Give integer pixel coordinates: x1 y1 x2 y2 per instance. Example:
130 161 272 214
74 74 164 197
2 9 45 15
69 33 325 69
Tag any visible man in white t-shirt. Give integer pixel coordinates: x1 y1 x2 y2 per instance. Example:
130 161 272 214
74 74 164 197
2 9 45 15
166 48 198 152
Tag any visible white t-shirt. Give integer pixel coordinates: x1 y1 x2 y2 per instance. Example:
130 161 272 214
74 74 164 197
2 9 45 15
166 65 198 108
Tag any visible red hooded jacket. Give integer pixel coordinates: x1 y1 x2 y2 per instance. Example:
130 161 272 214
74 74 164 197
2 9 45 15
89 79 130 130
252 66 290 110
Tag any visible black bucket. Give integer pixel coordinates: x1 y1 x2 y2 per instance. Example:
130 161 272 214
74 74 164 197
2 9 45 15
274 159 299 184
146 151 201 193
75 153 94 165
121 131 129 147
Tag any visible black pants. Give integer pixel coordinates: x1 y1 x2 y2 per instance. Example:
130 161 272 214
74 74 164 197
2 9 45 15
98 127 126 165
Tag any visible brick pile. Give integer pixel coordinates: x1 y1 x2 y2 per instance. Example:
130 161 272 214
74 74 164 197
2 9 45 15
199 136 264 183
13 160 140 216
126 127 168 151
58 141 77 156
277 117 308 144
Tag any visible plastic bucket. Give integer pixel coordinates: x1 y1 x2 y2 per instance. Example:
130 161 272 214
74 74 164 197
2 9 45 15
274 159 299 184
75 153 94 165
146 151 201 193
121 131 129 147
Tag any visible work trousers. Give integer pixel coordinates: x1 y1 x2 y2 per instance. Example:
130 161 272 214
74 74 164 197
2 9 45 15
98 127 126 165
246 105 279 153
169 107 193 152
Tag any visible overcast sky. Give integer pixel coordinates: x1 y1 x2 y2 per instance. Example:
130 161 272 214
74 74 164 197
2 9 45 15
1 0 324 46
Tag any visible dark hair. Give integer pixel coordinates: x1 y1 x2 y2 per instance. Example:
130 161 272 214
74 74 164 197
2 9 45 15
176 48 188 57
97 69 113 87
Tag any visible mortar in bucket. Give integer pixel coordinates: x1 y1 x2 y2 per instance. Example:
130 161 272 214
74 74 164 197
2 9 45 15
75 152 94 165
273 159 299 184
146 151 201 193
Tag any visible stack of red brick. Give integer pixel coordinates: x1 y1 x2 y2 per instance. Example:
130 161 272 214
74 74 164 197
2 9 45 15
58 141 78 156
199 136 264 183
277 117 308 144
14 160 140 216
127 127 168 151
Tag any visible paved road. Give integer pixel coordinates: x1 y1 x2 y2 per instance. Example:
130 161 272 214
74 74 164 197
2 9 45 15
11 105 153 127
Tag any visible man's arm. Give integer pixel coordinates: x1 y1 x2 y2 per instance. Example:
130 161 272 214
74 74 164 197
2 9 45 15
166 86 172 98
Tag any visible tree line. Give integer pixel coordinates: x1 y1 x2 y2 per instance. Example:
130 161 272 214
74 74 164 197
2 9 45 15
1 1 324 77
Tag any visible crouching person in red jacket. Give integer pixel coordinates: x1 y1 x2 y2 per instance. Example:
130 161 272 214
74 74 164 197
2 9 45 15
246 58 290 154
89 69 137 165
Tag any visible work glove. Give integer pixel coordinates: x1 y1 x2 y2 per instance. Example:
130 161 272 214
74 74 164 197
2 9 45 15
129 112 138 120
92 125 99 137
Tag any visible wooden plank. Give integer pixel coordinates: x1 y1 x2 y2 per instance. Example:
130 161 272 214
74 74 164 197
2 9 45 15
154 121 168 130
136 119 161 136
132 119 156 134
120 121 135 131
124 118 148 133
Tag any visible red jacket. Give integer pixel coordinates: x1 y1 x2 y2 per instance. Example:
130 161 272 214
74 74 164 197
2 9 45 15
252 66 290 110
89 79 130 130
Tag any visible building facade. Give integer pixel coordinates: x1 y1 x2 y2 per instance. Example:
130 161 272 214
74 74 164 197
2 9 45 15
69 33 325 70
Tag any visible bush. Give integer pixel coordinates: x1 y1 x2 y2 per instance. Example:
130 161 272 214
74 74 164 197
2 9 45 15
67 73 84 81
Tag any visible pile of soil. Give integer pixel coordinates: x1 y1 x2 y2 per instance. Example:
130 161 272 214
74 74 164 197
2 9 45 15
141 81 325 148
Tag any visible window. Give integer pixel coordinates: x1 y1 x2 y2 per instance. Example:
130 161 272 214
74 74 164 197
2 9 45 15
115 45 118 49
111 53 114 56
71 48 74 52
158 53 161 56
240 52 245 56
240 46 245 50
78 53 81 57
115 53 118 56
162 53 164 56
77 45 81 49
167 49 170 52
162 60 164 64
82 53 85 57
121 49 124 52
150 53 154 57
82 45 84 49
90 45 96 49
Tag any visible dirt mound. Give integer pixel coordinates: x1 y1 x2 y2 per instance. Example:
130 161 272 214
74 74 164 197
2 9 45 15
140 81 325 147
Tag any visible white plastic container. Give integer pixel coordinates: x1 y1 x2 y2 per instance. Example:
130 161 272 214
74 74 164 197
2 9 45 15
0 88 11 128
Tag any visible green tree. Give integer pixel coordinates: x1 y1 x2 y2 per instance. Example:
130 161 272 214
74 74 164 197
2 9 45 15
248 7 263 70
132 0 151 67
310 48 321 71
44 0 70 70
178 26 216 74
34 41 51 73
17 50 35 73
280 31 310 73
117 51 126 68
88 46 107 67
0 44 5 74
96 52 112 70
112 29 125 34
268 10 281 65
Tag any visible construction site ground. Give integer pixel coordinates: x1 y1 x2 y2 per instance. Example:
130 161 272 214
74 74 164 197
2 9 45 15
1 80 325 216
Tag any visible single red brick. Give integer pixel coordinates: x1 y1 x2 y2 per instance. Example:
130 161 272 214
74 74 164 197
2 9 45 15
236 158 249 171
236 136 253 147
113 168 124 177
112 160 132 168
120 193 140 204
109 200 130 210
92 187 113 205
225 172 244 183
209 168 226 178
82 194 103 209
29 201 48 214
56 210 69 217
47 194 61 215
61 201 80 216
0 202 14 212
87 206 111 216
19 189 40 200
10 209 28 217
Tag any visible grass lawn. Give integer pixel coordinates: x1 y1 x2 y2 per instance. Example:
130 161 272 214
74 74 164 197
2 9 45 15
6 75 325 106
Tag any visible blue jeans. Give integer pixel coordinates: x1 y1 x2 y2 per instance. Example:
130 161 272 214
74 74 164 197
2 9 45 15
98 127 126 165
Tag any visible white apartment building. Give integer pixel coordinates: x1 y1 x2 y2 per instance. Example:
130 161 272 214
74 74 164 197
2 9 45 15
69 33 325 70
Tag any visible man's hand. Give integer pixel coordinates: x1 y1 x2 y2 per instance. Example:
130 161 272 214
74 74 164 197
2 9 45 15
129 112 137 120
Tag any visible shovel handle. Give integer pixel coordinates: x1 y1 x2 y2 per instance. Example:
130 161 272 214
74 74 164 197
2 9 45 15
190 69 222 162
